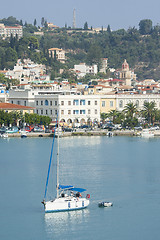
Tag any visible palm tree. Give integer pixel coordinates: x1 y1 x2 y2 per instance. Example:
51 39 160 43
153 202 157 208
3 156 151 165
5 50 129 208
142 101 157 125
108 110 120 124
100 113 108 123
123 103 137 119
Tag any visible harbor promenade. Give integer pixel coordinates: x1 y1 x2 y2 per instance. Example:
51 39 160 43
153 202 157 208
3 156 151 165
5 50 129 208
7 129 160 137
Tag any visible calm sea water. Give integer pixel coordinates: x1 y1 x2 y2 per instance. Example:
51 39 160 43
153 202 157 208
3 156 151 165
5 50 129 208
0 136 160 240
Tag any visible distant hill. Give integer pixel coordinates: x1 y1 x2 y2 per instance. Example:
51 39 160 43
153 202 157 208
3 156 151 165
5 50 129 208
1 17 160 81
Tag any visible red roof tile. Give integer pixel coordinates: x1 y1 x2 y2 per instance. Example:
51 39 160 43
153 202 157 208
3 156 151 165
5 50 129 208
0 103 35 110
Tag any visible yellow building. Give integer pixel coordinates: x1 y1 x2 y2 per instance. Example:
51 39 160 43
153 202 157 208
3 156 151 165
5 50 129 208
100 95 116 114
0 102 35 114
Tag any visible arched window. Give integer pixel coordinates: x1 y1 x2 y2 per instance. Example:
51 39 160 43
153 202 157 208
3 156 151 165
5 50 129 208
135 100 139 107
119 100 123 108
45 100 48 106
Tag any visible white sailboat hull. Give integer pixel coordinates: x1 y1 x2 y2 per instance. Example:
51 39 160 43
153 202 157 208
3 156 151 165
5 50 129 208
44 197 89 213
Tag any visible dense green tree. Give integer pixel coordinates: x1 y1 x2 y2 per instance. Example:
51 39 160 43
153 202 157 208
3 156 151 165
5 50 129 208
107 25 111 33
139 19 152 35
86 44 102 69
84 22 88 30
141 101 157 125
41 17 45 27
28 36 39 50
100 113 108 123
34 19 37 26
123 103 137 119
0 16 20 26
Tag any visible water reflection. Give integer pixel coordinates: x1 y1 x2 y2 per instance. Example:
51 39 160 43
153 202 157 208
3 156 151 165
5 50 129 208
44 209 89 236
61 136 102 148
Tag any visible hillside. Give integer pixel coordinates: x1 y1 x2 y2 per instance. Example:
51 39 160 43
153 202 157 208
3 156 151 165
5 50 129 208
1 17 160 81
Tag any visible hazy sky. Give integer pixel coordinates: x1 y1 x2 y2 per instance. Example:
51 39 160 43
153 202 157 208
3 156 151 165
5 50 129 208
1 0 160 30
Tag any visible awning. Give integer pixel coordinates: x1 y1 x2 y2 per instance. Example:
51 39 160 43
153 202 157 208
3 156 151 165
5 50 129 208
58 185 74 190
69 187 86 192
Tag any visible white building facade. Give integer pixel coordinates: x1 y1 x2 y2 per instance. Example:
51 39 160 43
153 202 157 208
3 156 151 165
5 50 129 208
0 24 23 39
9 89 100 124
35 94 100 124
74 63 98 78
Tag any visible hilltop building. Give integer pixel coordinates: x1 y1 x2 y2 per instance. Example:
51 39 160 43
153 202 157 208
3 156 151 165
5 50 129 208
99 58 108 73
48 48 66 63
74 63 98 78
0 24 23 39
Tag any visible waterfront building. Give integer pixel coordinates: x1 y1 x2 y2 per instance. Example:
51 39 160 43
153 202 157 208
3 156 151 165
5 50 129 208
100 94 117 113
9 87 100 124
0 102 34 114
116 93 160 112
34 93 100 124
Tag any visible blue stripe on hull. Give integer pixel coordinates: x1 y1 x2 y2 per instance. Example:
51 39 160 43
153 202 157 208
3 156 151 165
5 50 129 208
45 206 87 213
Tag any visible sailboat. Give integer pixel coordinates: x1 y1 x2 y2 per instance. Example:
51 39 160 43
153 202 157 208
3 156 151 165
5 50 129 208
42 112 90 213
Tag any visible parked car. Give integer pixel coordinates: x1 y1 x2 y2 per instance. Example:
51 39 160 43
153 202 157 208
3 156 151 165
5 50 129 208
134 126 143 131
0 126 8 134
25 126 34 132
102 124 114 131
33 126 44 132
150 126 159 130
45 127 51 133
6 126 19 133
62 127 73 132
79 125 90 129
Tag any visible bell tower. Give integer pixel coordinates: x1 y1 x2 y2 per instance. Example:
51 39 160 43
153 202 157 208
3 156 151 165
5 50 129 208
120 59 131 86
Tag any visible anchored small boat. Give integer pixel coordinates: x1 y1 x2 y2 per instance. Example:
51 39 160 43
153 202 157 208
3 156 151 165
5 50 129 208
98 201 113 207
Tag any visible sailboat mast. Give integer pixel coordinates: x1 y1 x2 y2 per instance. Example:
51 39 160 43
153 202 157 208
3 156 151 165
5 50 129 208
57 105 60 198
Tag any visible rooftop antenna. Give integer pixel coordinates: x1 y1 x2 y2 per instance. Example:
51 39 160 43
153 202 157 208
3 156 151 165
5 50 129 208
73 8 76 29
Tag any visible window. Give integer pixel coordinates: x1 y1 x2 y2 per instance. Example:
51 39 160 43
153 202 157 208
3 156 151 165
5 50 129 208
61 101 64 105
102 101 105 107
36 110 38 114
88 109 91 114
55 109 57 115
95 109 97 114
68 101 71 105
41 109 43 114
73 100 79 105
46 110 48 115
80 100 85 105
73 110 79 114
95 100 97 105
41 101 43 106
36 101 38 106
45 100 48 106
68 110 71 114
55 101 57 106
24 101 26 106
119 100 123 108
80 110 85 114
135 100 139 107
88 101 91 105
110 101 113 107
17 101 21 105
50 101 52 106
11 101 13 104
61 110 64 115
50 110 52 115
